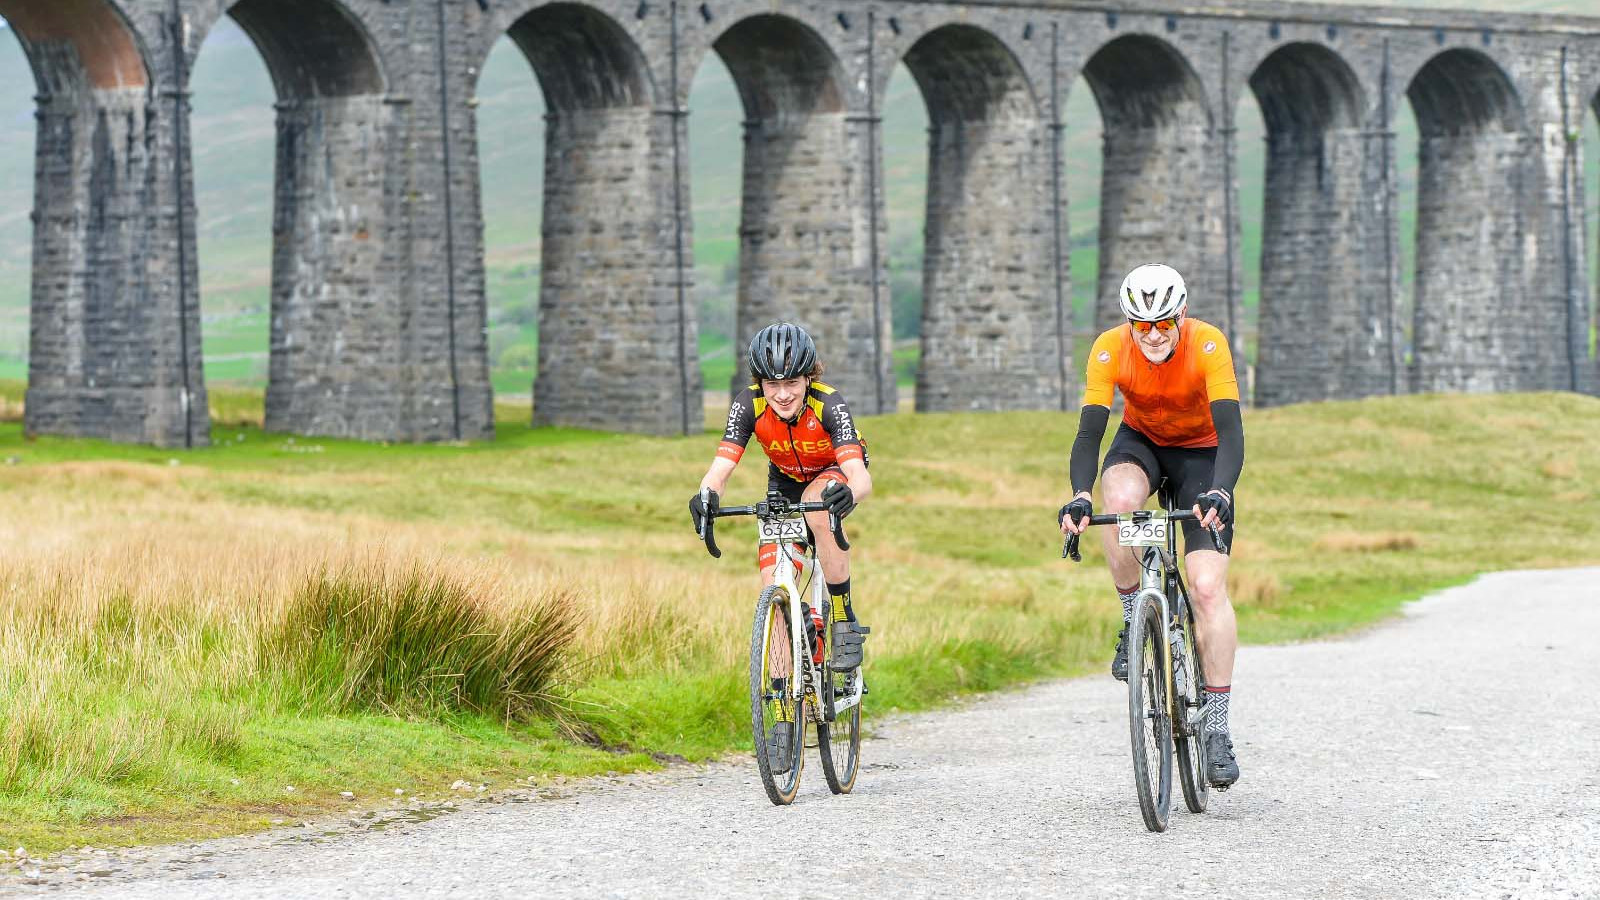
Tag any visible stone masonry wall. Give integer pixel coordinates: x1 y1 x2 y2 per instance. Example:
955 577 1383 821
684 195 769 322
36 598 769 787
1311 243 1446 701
263 96 401 439
10 0 1600 446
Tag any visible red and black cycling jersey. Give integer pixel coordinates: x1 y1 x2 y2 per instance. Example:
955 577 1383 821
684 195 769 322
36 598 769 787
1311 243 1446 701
718 381 867 482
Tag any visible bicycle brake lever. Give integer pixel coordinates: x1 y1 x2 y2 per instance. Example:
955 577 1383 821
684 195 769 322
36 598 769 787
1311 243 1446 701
1208 525 1224 554
699 488 722 559
830 512 851 552
1063 533 1082 562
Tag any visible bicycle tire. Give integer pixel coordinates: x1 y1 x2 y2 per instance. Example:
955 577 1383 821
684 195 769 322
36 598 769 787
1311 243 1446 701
750 584 805 805
817 609 861 794
1173 592 1210 814
1127 592 1173 832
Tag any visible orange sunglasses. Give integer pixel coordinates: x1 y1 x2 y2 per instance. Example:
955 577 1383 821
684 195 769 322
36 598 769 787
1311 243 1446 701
1128 317 1180 334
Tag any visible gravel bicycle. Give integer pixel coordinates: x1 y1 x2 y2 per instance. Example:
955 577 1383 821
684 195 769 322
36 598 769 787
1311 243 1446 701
698 488 865 805
1064 501 1224 832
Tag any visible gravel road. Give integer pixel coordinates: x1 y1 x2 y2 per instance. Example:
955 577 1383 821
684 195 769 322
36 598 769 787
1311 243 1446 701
7 568 1598 899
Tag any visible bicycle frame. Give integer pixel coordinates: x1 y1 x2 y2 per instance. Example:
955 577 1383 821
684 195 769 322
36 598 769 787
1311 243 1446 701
763 526 864 722
701 492 863 722
1065 502 1219 733
1130 522 1208 734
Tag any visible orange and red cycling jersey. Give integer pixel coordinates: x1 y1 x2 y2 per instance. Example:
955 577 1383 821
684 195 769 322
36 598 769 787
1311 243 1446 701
1082 317 1240 448
718 381 867 481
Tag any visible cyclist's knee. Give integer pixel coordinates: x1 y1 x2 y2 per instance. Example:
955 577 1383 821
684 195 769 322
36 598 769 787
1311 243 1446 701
1189 567 1228 608
1102 484 1145 512
1100 464 1147 511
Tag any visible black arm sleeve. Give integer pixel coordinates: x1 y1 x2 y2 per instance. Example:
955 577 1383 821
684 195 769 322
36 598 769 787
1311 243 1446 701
1209 399 1244 495
1069 405 1111 495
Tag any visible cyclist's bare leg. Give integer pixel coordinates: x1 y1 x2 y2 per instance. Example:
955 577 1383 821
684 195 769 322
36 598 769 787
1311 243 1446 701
1184 549 1237 688
1098 463 1150 591
802 477 850 585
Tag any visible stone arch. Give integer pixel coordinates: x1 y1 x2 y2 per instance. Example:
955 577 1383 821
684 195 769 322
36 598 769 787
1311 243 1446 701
502 1 652 111
195 0 397 437
713 14 844 125
4 2 211 445
0 0 147 93
492 3 692 434
698 15 872 403
223 0 385 99
1250 42 1364 141
1405 48 1533 393
1082 34 1228 337
1407 47 1524 138
900 23 1059 412
1247 42 1393 406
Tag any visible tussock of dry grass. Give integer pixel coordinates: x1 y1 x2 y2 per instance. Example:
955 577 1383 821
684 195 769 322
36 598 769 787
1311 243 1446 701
1227 568 1284 604
1313 531 1423 553
0 512 582 800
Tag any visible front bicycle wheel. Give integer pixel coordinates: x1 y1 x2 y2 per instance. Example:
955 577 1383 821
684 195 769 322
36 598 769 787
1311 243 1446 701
751 584 804 805
817 614 861 794
1173 593 1210 814
1127 592 1173 832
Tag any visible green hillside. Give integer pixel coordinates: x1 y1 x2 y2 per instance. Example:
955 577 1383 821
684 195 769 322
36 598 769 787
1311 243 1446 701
0 3 1596 393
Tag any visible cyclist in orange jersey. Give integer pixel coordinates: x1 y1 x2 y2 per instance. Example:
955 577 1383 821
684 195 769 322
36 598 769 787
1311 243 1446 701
1059 264 1244 789
691 323 873 775
690 323 872 665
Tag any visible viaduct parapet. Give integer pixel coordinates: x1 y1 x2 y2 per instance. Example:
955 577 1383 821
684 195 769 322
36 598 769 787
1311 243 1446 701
5 0 1599 445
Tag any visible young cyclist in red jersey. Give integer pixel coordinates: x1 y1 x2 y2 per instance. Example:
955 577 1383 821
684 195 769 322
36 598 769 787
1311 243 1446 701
1059 264 1245 789
690 323 872 773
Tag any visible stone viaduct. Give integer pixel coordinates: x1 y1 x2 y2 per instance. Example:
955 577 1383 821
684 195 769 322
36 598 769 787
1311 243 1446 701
5 0 1600 445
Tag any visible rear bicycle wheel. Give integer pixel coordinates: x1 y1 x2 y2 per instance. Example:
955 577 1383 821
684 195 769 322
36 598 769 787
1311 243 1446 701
1173 594 1210 814
751 584 805 805
1127 592 1173 832
817 612 861 794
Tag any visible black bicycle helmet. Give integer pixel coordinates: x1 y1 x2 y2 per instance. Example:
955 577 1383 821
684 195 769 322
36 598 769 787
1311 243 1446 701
748 322 817 381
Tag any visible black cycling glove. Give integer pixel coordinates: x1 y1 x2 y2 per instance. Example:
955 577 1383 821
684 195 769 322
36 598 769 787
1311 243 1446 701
1059 497 1093 530
821 481 855 519
690 489 719 534
1196 489 1233 528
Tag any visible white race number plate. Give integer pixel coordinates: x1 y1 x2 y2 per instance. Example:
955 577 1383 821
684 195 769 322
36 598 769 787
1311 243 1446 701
758 516 807 543
1117 515 1168 547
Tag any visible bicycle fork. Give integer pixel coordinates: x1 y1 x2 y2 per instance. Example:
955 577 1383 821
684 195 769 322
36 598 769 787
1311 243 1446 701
1136 553 1209 736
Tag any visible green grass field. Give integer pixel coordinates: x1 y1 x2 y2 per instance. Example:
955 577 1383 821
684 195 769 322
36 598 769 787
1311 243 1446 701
0 384 1597 853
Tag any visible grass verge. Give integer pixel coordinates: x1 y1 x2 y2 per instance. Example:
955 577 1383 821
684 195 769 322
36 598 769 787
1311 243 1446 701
0 386 1596 852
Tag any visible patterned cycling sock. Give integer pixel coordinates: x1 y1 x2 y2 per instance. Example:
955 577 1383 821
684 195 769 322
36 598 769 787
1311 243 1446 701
1204 685 1231 734
827 579 854 623
1118 585 1140 624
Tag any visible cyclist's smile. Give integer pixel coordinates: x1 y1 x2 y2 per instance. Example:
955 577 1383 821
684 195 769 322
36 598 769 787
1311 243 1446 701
1134 321 1180 363
761 376 809 420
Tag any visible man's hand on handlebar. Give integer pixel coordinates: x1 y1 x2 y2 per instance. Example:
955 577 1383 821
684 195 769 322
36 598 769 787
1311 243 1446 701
1194 488 1232 531
1059 494 1093 535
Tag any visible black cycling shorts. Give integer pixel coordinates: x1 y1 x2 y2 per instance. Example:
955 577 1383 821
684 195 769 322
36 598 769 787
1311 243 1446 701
1102 424 1235 555
766 463 847 503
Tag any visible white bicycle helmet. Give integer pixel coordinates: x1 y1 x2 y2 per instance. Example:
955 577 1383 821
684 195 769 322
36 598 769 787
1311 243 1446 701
1118 264 1188 321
